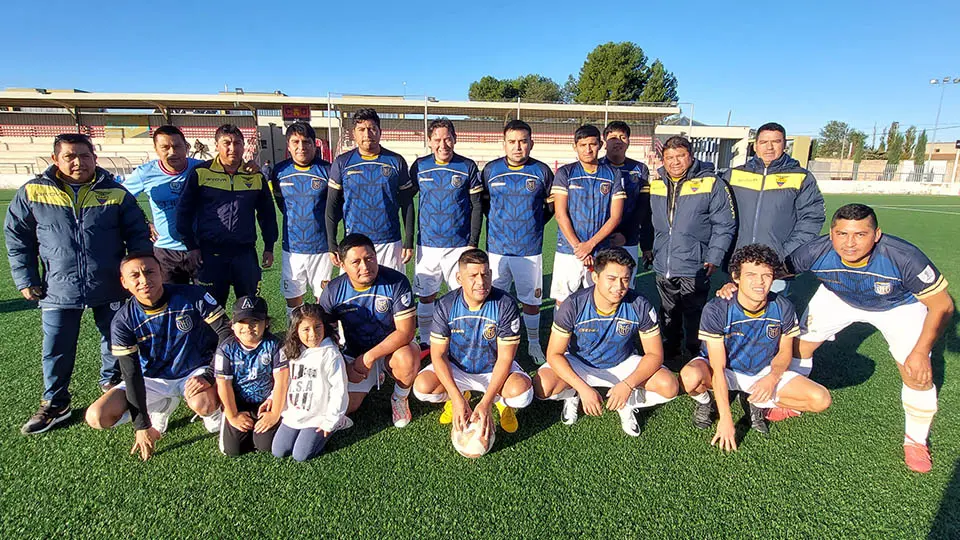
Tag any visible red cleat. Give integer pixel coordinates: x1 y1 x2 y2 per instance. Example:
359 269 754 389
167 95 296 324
904 439 932 473
764 407 801 422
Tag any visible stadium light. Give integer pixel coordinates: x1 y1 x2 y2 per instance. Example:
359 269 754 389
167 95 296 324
928 76 959 162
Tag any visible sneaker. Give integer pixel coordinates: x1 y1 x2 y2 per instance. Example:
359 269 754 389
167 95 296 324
20 402 71 435
391 395 412 428
692 395 716 430
331 416 354 432
904 438 932 473
742 394 768 435
765 407 801 422
99 373 123 393
201 408 223 433
439 391 471 425
496 402 518 433
148 396 180 435
618 407 641 437
561 395 580 426
528 343 546 366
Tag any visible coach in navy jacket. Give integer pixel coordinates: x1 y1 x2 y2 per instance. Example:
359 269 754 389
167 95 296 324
4 134 151 434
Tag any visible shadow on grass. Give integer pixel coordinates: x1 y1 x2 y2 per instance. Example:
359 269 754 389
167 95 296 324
155 432 216 456
323 391 392 454
928 456 960 539
0 298 38 314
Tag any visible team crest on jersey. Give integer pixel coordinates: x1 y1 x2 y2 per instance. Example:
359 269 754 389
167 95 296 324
260 352 272 366
874 281 893 295
176 313 194 333
775 175 788 187
381 165 393 178
170 178 185 194
688 180 701 193
243 179 253 188
599 182 612 195
110 301 122 311
616 320 632 336
483 323 497 340
766 324 781 339
451 175 464 188
375 297 390 313
312 178 324 190
525 179 537 193
95 192 109 205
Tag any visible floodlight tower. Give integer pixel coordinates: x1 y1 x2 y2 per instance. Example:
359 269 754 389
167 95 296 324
928 76 960 161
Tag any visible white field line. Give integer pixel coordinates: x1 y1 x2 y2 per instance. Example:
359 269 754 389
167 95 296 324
871 205 960 216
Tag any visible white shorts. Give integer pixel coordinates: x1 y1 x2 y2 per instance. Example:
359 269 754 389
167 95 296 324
550 252 594 302
343 341 418 394
281 251 333 299
550 353 643 388
489 253 543 305
375 241 404 272
115 366 209 404
414 245 469 296
800 284 928 364
419 361 529 396
691 358 799 409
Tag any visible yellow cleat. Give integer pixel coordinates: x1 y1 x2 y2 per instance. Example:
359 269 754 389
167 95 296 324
496 402 518 433
439 391 471 425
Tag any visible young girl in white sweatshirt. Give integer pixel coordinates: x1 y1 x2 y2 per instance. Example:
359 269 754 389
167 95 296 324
271 304 349 462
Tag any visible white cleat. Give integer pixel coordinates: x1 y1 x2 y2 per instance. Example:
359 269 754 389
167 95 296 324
561 396 580 425
618 407 641 437
200 408 223 433
148 396 180 435
528 343 546 366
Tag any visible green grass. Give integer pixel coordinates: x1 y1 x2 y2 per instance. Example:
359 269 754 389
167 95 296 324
0 191 958 538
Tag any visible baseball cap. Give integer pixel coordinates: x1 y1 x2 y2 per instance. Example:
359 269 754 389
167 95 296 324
233 296 268 321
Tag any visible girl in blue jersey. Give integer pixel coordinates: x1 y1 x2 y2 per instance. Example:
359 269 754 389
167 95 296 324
272 304 350 462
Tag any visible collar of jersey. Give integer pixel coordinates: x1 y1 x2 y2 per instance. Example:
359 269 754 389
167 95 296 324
359 152 379 160
735 297 767 318
840 256 870 268
293 162 312 172
158 160 185 176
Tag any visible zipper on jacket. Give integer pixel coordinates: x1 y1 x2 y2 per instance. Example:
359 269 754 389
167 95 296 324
664 177 682 279
751 166 767 244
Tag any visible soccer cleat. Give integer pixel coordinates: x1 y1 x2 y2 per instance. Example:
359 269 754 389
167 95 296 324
331 415 354 433
692 395 716 430
20 402 71 435
148 396 180 435
746 402 769 434
439 391 471 425
391 395 412 428
528 343 546 366
561 395 580 425
418 343 430 362
200 408 223 433
618 407 641 437
904 438 932 473
496 402 518 433
765 407 801 422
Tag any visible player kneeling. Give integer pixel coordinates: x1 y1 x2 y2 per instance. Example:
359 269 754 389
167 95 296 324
413 249 533 438
680 244 830 452
533 247 678 436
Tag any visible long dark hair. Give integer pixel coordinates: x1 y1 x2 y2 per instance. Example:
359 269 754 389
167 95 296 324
283 303 338 360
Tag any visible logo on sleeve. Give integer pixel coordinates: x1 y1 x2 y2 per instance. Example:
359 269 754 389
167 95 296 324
375 297 391 313
874 281 892 296
400 292 412 308
766 324 781 339
918 265 936 285
510 318 521 334
483 323 497 340
204 293 218 306
648 308 658 323
176 313 194 333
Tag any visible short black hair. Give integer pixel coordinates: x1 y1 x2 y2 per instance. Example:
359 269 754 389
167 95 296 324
756 122 787 140
662 136 692 155
337 233 376 261
729 244 781 279
120 251 160 269
594 247 636 274
353 108 381 129
214 124 244 142
603 121 631 139
285 121 316 141
53 133 95 155
831 203 878 229
574 124 601 144
458 248 489 267
152 125 186 145
503 119 532 137
427 118 456 140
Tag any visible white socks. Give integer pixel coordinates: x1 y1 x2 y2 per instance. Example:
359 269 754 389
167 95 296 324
902 384 937 445
413 389 446 403
790 357 813 377
499 388 535 409
541 387 577 401
522 313 541 345
691 391 711 405
393 385 411 400
417 302 435 341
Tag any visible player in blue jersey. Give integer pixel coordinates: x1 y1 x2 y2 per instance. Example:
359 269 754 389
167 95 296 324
551 124 625 303
119 125 204 284
215 296 288 457
481 119 555 365
534 248 678 436
413 249 533 436
600 121 653 281
681 245 831 452
84 253 233 460
270 122 333 318
326 108 416 272
318 234 420 428
411 118 483 344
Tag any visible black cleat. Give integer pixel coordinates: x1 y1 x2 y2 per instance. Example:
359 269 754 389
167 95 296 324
99 373 123 393
692 395 716 430
21 402 72 435
741 393 769 434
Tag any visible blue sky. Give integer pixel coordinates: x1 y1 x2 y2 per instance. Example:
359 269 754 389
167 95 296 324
3 0 959 141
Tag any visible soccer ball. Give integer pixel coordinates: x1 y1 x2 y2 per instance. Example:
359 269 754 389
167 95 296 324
451 416 496 458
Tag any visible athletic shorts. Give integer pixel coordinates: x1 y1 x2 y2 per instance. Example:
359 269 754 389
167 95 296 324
550 252 594 302
281 250 333 299
414 245 469 297
539 354 666 407
115 366 209 404
688 357 799 409
343 341 418 394
489 253 543 306
800 284 928 364
417 361 529 396
375 241 404 272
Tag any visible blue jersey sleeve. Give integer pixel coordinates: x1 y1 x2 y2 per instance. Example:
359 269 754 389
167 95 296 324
271 337 288 371
776 296 800 338
328 155 344 190
318 280 337 318
391 275 416 320
891 243 947 298
785 235 828 275
551 296 577 336
214 340 235 378
698 299 727 342
430 294 452 340
110 306 139 356
119 167 145 197
551 165 571 198
629 294 659 337
468 160 483 194
398 155 414 192
192 288 226 325
497 293 522 342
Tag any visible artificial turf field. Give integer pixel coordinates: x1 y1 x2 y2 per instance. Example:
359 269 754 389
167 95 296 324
0 191 958 538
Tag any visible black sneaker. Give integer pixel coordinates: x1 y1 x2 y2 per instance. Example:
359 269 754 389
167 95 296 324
740 393 769 434
99 373 123 393
20 402 72 435
692 395 716 430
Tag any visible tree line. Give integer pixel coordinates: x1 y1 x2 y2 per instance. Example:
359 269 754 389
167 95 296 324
814 120 928 168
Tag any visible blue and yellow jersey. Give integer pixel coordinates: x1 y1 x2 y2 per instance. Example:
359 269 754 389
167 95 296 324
787 234 948 312
412 153 481 248
271 156 331 254
552 161 625 255
215 333 287 404
110 284 225 379
481 157 554 257
329 147 412 244
601 156 651 249
119 158 203 251
430 287 521 374
318 266 416 357
698 294 800 376
552 287 659 369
